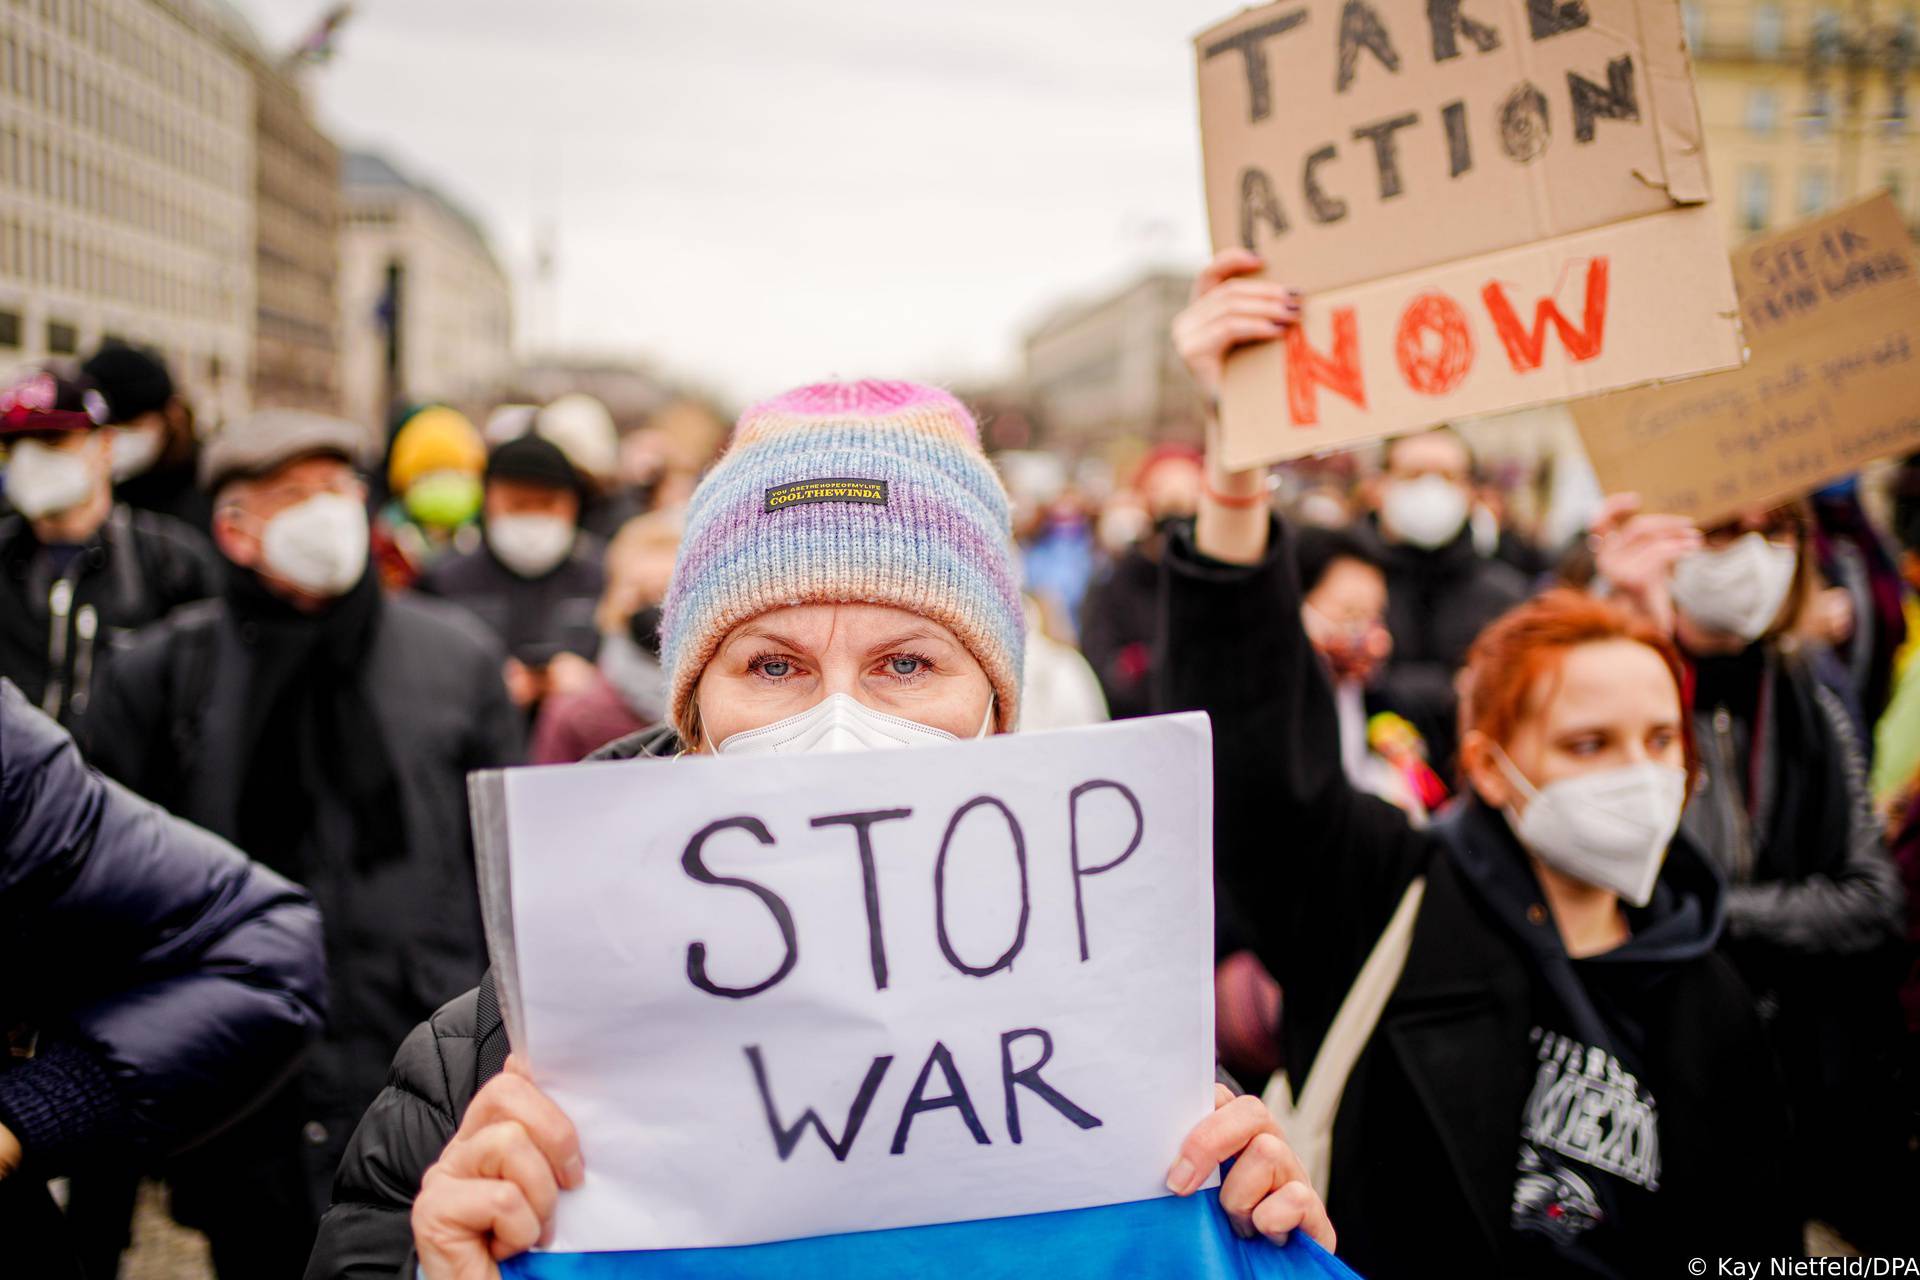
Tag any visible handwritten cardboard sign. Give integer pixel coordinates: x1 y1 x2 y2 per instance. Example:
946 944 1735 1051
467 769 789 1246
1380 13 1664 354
1194 0 1744 468
1575 193 1920 523
469 715 1217 1254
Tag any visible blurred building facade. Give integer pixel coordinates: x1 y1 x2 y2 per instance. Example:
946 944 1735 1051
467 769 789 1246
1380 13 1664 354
0 0 255 423
1683 0 1920 238
243 39 338 412
339 149 513 432
1022 271 1208 455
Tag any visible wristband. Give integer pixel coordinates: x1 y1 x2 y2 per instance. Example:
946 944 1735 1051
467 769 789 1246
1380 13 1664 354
1204 482 1268 510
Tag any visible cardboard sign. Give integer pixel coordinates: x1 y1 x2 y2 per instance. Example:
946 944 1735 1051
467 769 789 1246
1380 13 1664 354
1194 0 1743 468
1575 193 1920 523
470 715 1217 1255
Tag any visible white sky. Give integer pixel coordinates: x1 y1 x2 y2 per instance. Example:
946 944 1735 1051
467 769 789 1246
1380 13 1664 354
236 1 1237 404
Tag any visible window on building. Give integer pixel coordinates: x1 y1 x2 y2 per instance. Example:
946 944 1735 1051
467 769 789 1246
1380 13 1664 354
46 320 77 356
1745 88 1781 134
1800 167 1834 215
1753 2 1785 57
0 311 19 351
1741 166 1773 231
1802 85 1834 138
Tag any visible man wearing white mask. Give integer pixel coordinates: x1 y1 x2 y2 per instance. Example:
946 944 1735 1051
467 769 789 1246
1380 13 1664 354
1363 427 1527 769
418 431 606 711
85 408 523 1278
0 369 217 731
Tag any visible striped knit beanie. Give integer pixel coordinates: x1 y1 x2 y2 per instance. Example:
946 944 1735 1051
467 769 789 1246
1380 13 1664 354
662 380 1024 741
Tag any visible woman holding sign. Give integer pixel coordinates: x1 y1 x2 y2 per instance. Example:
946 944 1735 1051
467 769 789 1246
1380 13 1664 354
307 381 1337 1279
1161 251 1802 1277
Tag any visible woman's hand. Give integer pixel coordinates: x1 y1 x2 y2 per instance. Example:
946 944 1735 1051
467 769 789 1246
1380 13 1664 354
1173 249 1298 403
1173 250 1298 566
1590 493 1700 635
1165 1085 1336 1252
414 1055 584 1280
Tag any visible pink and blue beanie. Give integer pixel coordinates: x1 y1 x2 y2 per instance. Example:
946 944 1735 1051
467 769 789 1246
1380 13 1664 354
661 380 1025 739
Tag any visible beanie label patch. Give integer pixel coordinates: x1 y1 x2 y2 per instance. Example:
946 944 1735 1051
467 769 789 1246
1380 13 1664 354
765 478 889 512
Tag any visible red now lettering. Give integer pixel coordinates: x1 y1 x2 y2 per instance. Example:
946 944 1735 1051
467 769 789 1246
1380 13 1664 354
1285 307 1367 426
1395 293 1475 396
1481 257 1610 373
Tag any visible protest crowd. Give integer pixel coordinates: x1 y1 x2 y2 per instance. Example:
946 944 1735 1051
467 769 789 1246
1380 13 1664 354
0 263 1916 1277
7 4 1920 1278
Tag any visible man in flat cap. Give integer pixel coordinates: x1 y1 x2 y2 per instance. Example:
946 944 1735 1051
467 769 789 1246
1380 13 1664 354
83 409 523 1277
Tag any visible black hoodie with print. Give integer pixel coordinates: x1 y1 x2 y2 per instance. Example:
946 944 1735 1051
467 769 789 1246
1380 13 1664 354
1157 516 1800 1278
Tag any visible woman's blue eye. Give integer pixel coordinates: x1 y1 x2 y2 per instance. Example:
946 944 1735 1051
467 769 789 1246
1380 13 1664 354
759 660 792 678
888 656 924 677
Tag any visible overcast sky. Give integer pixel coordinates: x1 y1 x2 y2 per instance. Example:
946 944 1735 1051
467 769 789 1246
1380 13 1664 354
235 0 1236 404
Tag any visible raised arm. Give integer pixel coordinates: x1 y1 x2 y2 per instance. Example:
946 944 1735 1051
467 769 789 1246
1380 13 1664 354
1159 253 1430 1003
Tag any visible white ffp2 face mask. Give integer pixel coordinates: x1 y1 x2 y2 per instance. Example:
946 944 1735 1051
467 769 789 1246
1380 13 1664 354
488 514 575 579
259 493 370 598
109 425 165 481
1494 747 1687 908
7 437 100 519
1669 533 1798 642
713 691 992 756
1381 475 1470 550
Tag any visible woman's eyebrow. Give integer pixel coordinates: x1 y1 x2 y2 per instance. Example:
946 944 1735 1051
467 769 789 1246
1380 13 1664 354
729 628 812 654
865 630 953 654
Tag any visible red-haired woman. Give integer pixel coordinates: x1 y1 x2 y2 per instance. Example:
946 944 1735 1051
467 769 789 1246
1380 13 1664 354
1160 251 1800 1278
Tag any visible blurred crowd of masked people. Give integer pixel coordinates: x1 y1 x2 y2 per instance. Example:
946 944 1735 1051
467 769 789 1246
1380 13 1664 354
3 336 1919 1271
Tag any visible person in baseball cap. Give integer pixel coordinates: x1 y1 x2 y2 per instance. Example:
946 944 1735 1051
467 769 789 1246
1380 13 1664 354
0 368 217 727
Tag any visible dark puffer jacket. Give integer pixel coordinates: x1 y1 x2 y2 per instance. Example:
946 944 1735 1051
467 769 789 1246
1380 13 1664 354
0 679 325 1272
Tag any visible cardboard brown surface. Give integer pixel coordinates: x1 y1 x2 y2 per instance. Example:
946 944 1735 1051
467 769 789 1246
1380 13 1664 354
1575 193 1920 524
1195 0 1742 463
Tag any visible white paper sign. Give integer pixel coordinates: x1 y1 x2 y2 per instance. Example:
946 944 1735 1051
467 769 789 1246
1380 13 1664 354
488 714 1217 1254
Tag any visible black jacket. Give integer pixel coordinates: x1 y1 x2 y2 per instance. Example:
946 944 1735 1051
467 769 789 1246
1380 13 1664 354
0 506 219 731
305 727 677 1280
0 679 325 1273
1357 519 1528 768
85 586 523 1199
1159 520 1798 1278
416 535 605 667
1682 643 1907 1235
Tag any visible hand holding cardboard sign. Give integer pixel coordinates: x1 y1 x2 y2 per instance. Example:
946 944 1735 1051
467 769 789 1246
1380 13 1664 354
1173 249 1299 402
1588 494 1701 635
1175 250 1293 566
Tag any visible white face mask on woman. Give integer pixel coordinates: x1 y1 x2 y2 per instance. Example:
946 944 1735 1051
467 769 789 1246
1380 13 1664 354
259 493 369 598
1493 747 1687 908
712 691 993 756
1380 475 1470 550
7 437 99 519
1668 532 1798 642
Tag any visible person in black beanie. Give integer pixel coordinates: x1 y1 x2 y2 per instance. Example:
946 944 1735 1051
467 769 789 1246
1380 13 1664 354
79 408 522 1279
80 341 213 537
418 431 607 712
